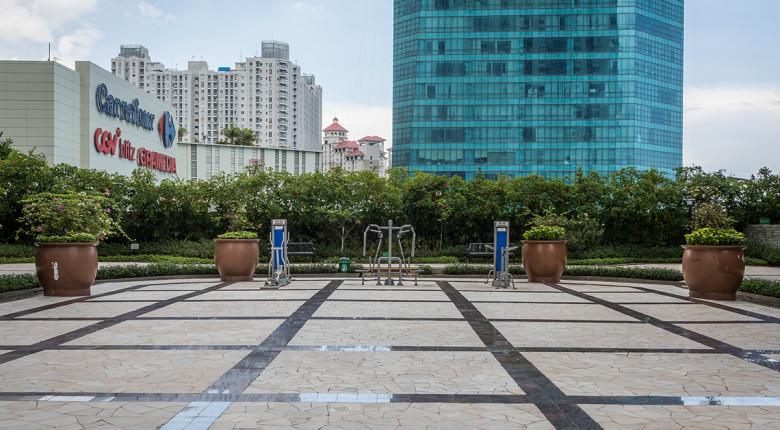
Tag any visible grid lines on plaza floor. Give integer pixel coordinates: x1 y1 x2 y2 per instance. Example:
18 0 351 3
1 276 780 429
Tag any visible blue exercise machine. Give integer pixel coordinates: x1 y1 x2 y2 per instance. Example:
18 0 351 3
486 221 517 289
265 219 290 288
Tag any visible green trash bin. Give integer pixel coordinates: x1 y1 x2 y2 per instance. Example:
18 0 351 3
338 257 351 273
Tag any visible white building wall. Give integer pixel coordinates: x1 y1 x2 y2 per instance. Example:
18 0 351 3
0 61 81 167
182 142 321 180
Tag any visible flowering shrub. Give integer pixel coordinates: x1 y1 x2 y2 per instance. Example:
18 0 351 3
217 231 258 239
19 192 124 243
523 225 566 241
685 227 745 246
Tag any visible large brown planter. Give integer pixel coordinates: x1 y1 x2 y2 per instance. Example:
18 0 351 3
682 245 745 300
214 239 259 282
35 242 98 296
522 240 567 283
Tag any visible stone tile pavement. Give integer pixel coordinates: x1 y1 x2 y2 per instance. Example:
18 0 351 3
0 276 779 428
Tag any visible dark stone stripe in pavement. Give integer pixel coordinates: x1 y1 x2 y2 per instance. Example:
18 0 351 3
203 280 343 395
0 281 232 366
550 283 780 373
437 281 602 430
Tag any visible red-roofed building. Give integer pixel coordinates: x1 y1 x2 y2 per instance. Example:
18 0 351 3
322 116 387 175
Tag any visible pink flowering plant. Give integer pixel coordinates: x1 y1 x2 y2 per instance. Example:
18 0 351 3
19 192 125 243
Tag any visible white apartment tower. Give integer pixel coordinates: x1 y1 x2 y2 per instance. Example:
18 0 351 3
321 117 387 176
111 41 322 156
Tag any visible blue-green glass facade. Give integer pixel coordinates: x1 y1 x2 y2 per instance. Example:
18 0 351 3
393 0 684 179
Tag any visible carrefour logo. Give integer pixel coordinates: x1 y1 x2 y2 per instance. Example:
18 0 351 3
157 111 176 148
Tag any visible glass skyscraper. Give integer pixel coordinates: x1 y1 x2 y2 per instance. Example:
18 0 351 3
393 0 684 179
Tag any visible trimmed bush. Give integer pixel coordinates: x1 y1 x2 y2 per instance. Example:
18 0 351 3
442 263 684 281
685 228 745 246
563 266 683 281
0 274 39 293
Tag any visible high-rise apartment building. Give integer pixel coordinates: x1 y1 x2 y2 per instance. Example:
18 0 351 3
393 0 684 179
111 41 322 153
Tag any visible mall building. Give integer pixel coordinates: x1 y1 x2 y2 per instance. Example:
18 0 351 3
0 60 319 180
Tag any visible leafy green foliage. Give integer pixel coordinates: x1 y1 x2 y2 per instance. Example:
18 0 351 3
685 228 745 246
746 245 780 266
19 192 124 242
217 231 258 239
691 203 735 230
740 279 780 298
527 210 602 251
522 225 566 241
1 138 779 251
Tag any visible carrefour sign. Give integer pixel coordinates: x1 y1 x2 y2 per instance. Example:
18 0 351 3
95 83 155 130
92 83 178 174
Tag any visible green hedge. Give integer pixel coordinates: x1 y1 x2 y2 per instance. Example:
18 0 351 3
740 279 780 299
442 263 684 281
563 266 684 281
0 274 39 293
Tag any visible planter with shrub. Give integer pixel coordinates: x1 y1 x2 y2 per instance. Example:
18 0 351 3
214 231 259 281
521 225 567 283
19 192 124 296
682 227 746 300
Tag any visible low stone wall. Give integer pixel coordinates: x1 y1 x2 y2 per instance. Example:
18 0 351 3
745 224 780 248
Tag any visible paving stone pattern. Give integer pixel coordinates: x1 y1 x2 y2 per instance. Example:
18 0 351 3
0 277 779 429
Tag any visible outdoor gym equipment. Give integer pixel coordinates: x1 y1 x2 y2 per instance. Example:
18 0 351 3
362 220 417 286
486 221 518 289
265 219 291 288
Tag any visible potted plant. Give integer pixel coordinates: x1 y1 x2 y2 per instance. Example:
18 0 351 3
521 225 567 283
19 192 124 296
212 200 259 281
682 227 745 300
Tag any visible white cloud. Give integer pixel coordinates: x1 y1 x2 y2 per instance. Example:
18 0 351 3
0 0 99 65
323 102 393 147
291 1 320 14
53 25 102 68
684 85 780 177
0 0 96 43
138 0 175 21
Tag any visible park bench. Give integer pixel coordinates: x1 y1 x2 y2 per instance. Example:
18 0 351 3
268 241 316 262
466 242 516 261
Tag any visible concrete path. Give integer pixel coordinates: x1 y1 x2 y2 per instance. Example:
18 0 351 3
0 276 779 428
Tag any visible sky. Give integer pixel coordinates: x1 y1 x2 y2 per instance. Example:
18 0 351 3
0 0 777 177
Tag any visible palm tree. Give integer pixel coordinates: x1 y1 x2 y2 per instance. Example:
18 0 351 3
237 128 256 146
177 126 188 143
222 125 241 145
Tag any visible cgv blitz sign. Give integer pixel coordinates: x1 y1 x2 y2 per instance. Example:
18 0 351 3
92 83 177 174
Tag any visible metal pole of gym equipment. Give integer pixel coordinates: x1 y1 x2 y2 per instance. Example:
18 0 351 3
386 219 394 285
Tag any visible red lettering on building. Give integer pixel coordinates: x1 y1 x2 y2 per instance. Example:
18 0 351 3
137 148 176 174
93 127 176 174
